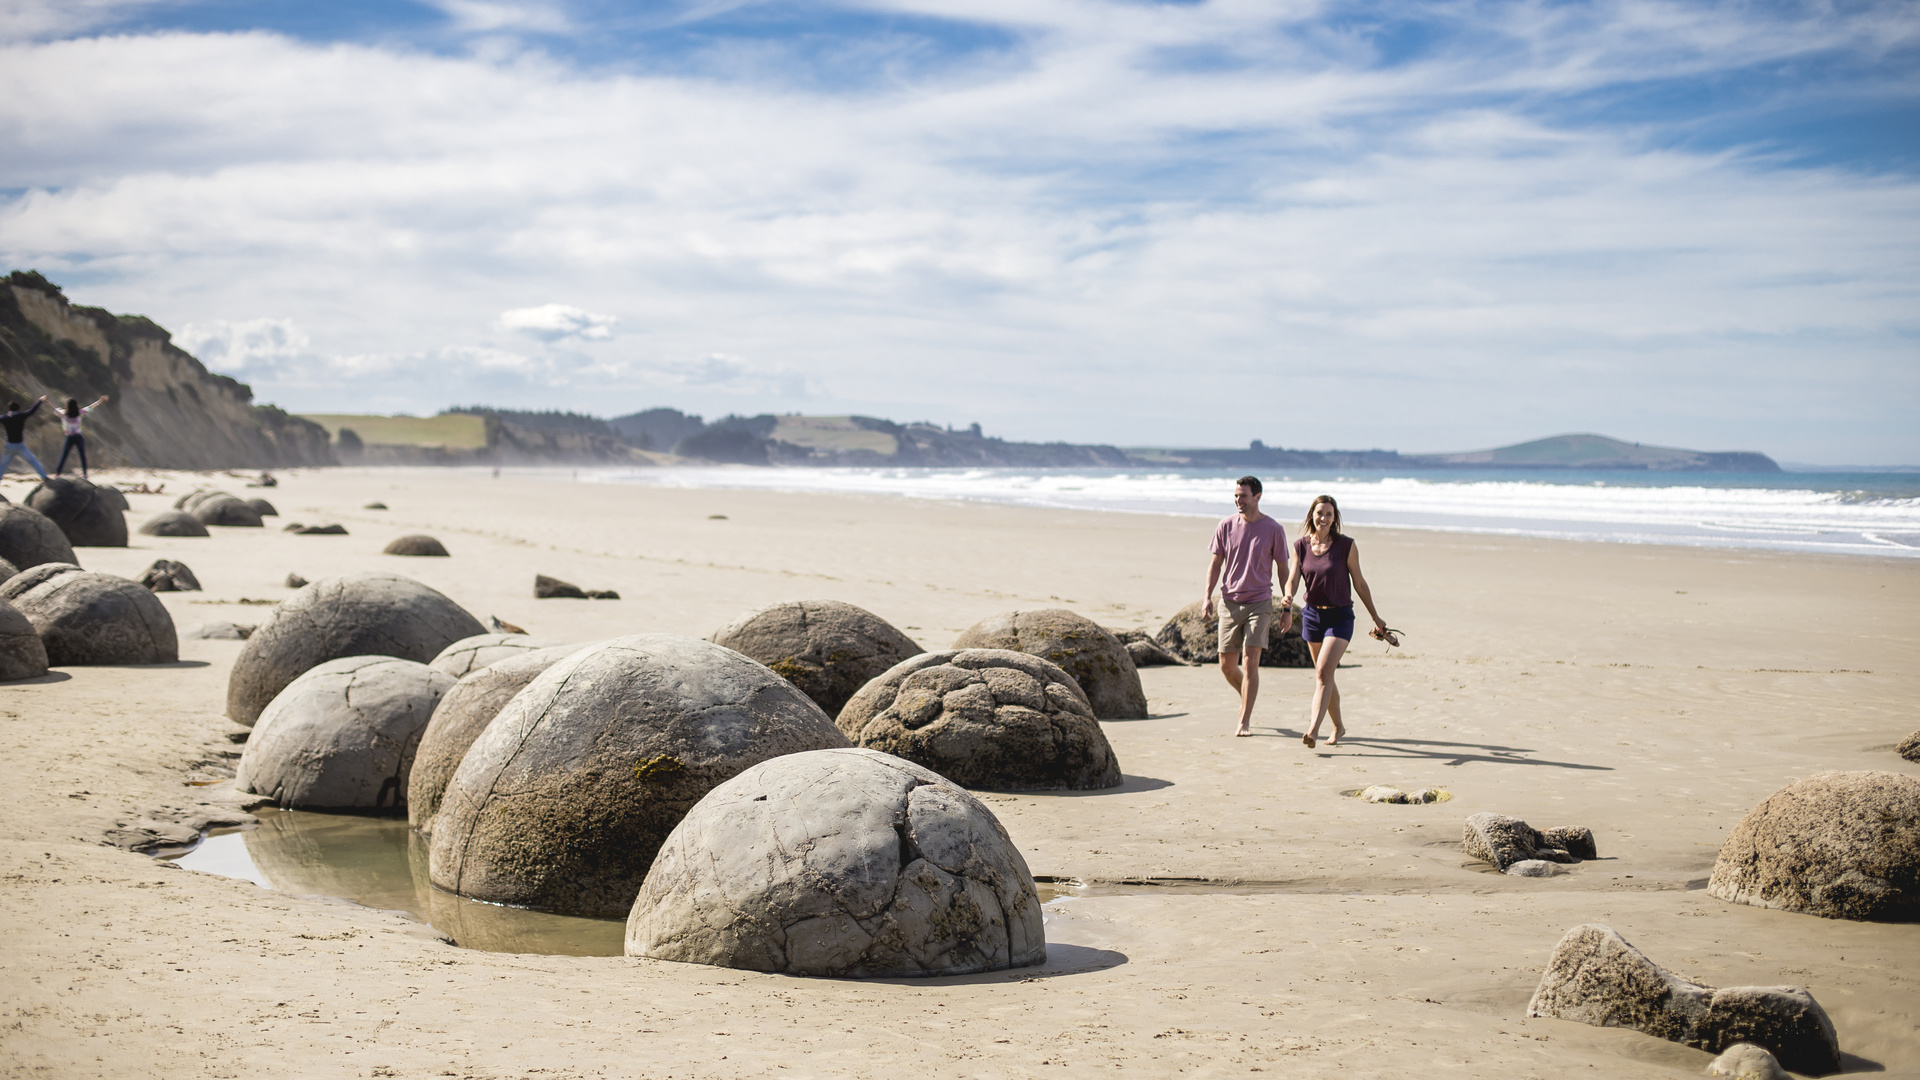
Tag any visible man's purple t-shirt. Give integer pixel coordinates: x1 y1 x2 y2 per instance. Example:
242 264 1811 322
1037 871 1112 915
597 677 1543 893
1209 513 1288 604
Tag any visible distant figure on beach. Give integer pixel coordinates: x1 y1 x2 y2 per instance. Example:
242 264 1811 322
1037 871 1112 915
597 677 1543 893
1284 495 1389 748
0 397 51 481
1202 475 1292 736
55 395 107 479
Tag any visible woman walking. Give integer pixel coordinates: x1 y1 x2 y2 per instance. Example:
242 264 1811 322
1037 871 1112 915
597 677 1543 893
1282 495 1389 748
54 395 107 479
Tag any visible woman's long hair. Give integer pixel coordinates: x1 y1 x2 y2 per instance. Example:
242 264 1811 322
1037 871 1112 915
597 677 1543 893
1302 494 1343 538
65 398 79 417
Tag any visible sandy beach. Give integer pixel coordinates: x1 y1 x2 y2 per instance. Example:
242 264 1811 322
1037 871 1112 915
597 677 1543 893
1 465 1915 1079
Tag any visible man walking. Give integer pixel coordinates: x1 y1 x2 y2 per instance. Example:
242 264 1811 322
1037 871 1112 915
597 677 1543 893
1202 475 1291 736
0 396 51 481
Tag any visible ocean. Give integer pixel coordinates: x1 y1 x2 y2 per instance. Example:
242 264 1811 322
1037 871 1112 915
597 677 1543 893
593 466 1920 558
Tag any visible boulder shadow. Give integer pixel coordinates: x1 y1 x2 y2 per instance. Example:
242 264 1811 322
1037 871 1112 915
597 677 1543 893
74 660 212 670
1014 775 1173 797
859 943 1128 986
2 670 72 684
1839 1052 1886 1073
1106 711 1188 723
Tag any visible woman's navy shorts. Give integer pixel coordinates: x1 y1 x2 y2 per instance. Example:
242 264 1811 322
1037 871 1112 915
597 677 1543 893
1302 604 1355 643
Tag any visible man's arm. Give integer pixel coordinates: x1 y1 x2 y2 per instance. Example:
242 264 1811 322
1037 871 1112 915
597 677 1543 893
1202 552 1224 620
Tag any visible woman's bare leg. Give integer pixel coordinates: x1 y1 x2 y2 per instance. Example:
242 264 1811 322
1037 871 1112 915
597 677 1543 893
1307 635 1350 744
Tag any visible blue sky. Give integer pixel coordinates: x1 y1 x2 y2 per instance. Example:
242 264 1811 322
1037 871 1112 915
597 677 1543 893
2 0 1916 462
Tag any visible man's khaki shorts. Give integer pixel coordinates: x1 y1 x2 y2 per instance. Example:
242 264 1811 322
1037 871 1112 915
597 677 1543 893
1217 596 1274 654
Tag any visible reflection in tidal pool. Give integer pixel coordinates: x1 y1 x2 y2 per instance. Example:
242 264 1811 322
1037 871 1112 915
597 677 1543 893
168 811 625 956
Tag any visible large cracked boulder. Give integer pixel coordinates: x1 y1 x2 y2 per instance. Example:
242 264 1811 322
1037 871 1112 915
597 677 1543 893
1708 771 1920 922
138 510 209 537
237 656 456 812
191 494 264 528
0 563 177 665
1463 812 1597 872
709 599 923 718
427 633 567 678
1154 599 1310 667
0 597 49 680
428 635 852 918
837 649 1122 791
25 479 128 547
226 572 486 726
0 503 78 571
952 609 1146 719
407 644 588 835
1526 923 1840 1075
629 747 1046 977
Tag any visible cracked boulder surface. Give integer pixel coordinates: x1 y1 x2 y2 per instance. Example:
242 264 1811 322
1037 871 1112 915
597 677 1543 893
0 562 176 665
1709 770 1920 922
628 746 1046 977
837 648 1122 791
225 571 485 726
0 502 78 571
408 643 590 835
25 478 128 547
1153 599 1311 668
427 632 568 679
1527 923 1841 1075
709 599 923 719
429 634 852 918
237 655 456 813
951 609 1146 719
0 595 49 680
1462 812 1596 872
137 509 209 537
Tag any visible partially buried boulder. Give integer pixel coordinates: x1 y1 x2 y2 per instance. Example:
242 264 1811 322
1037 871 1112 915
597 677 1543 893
709 599 922 718
237 656 456 812
0 597 49 680
428 634 851 918
1709 1044 1791 1080
0 563 177 665
427 632 566 678
1708 770 1920 922
1110 628 1188 667
384 534 449 557
534 574 586 598
1526 923 1840 1076
0 503 78 571
952 609 1146 719
25 478 128 547
138 510 209 537
629 747 1045 977
1463 812 1597 872
407 643 588 835
245 497 278 517
225 571 486 726
837 649 1122 791
173 489 228 512
191 494 263 528
1897 731 1919 764
139 558 201 592
1154 599 1311 667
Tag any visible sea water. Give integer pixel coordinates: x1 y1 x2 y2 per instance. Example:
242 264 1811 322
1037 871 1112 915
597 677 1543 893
592 466 1920 558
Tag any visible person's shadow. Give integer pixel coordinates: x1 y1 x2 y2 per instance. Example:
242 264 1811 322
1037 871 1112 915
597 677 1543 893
1265 732 1612 771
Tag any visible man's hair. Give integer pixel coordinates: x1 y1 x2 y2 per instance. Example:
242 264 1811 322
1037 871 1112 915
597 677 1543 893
1236 475 1262 496
6 403 17 412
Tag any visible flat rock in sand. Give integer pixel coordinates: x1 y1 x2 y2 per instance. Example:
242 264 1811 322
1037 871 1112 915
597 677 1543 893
1708 770 1920 922
138 510 209 537
1462 812 1596 872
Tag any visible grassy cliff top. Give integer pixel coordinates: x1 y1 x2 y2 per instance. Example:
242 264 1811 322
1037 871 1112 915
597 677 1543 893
298 414 488 450
768 416 898 455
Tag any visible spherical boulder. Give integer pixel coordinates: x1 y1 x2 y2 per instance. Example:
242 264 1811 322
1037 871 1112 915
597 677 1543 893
237 656 457 812
25 478 128 547
629 746 1046 976
173 489 229 512
0 596 49 681
1154 599 1310 667
226 571 486 726
429 634 852 918
1709 771 1920 922
137 510 209 538
191 494 263 528
0 563 177 665
953 609 1147 719
0 503 78 571
384 534 449 557
709 599 922 718
427 633 567 678
245 497 278 517
408 644 587 835
837 649 1122 791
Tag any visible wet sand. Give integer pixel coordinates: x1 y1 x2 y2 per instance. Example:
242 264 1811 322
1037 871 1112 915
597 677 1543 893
1 466 1916 1078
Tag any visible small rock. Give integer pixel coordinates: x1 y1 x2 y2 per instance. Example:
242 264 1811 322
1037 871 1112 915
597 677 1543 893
1897 731 1919 763
1463 812 1597 871
139 558 202 592
383 534 449 557
247 472 278 488
534 574 588 599
1708 1044 1791 1080
364 501 388 510
1505 859 1557 877
285 572 307 588
585 589 619 600
185 621 254 640
1360 785 1408 803
291 524 348 535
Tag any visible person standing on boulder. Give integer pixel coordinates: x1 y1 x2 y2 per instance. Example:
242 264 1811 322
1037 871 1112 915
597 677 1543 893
1202 476 1292 736
0 396 51 481
54 395 107 479
1284 494 1390 748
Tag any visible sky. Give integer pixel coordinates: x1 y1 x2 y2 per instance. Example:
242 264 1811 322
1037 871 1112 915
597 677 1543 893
1 0 1916 463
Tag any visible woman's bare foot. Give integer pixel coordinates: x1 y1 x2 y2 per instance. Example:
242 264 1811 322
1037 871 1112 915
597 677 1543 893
1327 723 1346 746
1301 731 1316 748
1234 727 1252 737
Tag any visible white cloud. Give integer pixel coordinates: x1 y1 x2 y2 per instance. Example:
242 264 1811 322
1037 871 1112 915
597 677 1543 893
498 303 618 342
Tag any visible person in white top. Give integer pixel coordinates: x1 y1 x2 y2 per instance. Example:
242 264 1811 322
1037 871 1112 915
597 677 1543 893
54 395 107 479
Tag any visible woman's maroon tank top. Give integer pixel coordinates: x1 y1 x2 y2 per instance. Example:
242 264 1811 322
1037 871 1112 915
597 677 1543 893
1293 534 1353 608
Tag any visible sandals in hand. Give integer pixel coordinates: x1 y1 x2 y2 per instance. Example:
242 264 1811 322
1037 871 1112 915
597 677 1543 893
1369 626 1405 647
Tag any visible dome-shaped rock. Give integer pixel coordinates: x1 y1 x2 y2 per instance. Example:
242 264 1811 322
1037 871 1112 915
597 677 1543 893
428 633 568 678
429 634 851 917
0 563 177 665
245 497 278 517
709 599 922 718
226 571 486 726
953 609 1146 719
1153 599 1310 667
628 746 1046 977
0 596 49 681
1897 731 1919 764
173 489 229 513
408 644 588 835
137 510 209 538
837 649 1122 791
1708 770 1920 922
191 494 263 528
238 656 457 812
0 503 78 571
384 534 449 557
25 478 128 547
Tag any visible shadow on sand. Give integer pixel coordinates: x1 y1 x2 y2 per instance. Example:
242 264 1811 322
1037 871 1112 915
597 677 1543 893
1016 775 1174 797
1270 734 1613 771
860 942 1127 986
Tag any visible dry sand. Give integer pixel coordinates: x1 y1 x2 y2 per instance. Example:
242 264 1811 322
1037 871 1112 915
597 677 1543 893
1 466 1916 1079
